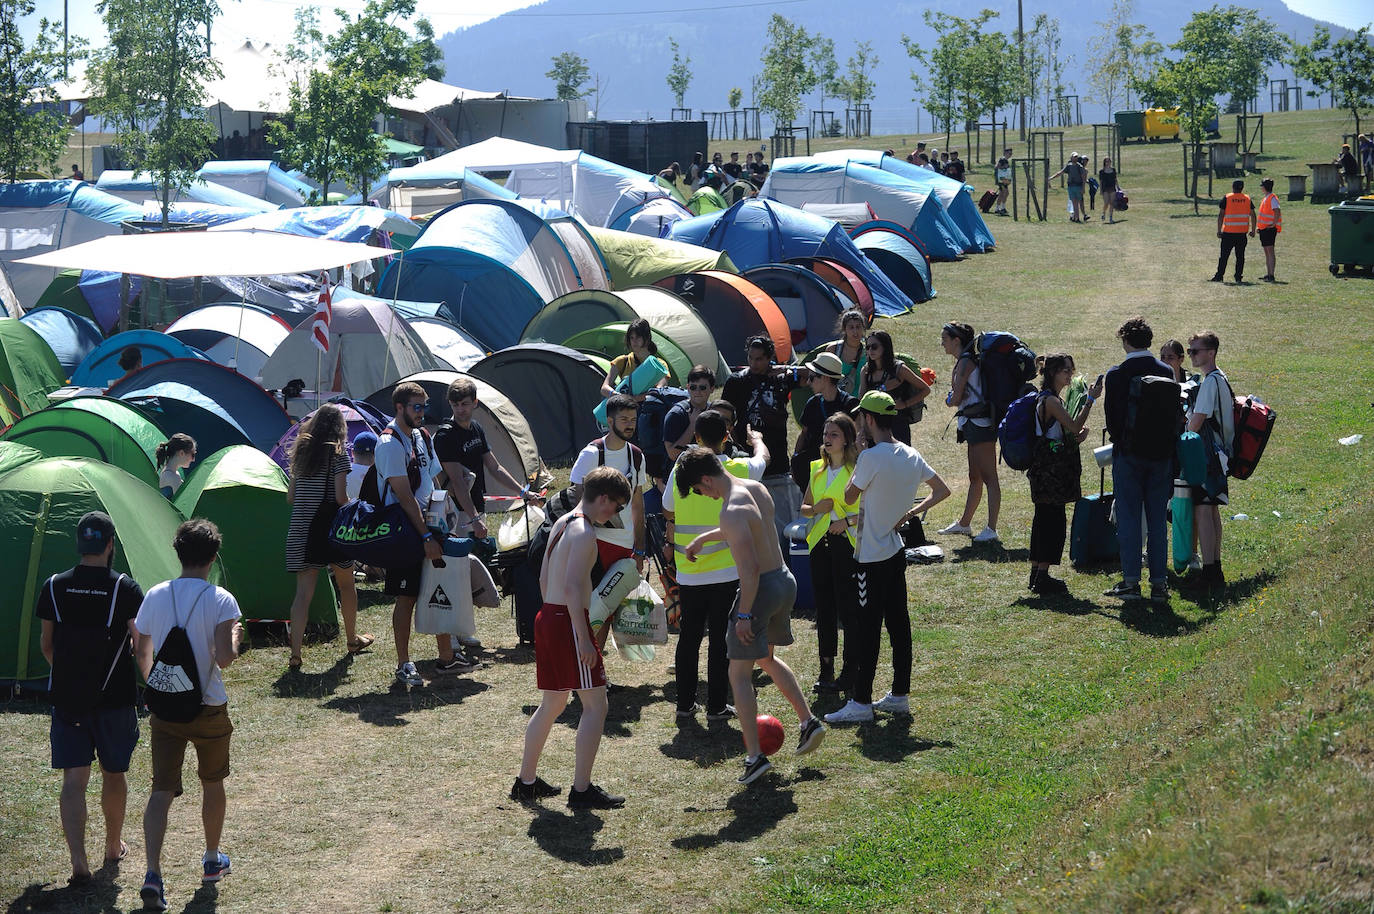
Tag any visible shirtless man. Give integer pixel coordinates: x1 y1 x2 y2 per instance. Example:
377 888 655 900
678 447 825 784
511 466 631 810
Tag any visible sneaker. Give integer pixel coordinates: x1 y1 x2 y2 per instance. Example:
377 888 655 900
140 871 166 911
675 704 700 720
567 784 626 809
796 717 826 755
705 704 736 722
201 851 231 884
509 775 561 803
737 755 773 784
458 635 483 651
395 661 422 687
1032 574 1070 595
1187 553 1204 572
971 526 1000 543
937 522 972 536
873 692 911 715
823 700 874 725
1209 274 1224 282
1150 583 1170 605
1103 581 1143 600
434 653 477 675
813 676 843 693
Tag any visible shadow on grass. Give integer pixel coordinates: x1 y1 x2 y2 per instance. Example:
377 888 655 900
5 875 120 913
271 652 356 699
671 778 798 850
951 543 1031 563
487 643 536 666
320 675 490 726
181 882 220 914
555 684 664 738
855 715 955 764
659 717 741 768
1117 569 1278 638
0 691 52 716
1012 593 1114 618
527 808 624 866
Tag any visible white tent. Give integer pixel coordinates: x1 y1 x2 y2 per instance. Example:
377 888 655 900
407 317 487 372
165 304 294 378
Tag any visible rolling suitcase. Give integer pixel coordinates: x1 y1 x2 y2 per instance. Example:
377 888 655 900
978 190 997 213
1070 432 1119 567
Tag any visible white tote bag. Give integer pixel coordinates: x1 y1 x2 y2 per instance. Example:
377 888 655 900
414 557 476 637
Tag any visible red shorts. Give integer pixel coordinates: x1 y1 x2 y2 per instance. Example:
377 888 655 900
534 603 606 692
595 538 634 569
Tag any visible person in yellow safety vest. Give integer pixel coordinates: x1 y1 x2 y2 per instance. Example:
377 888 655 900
1211 178 1257 284
662 409 768 723
1256 177 1282 283
800 413 861 694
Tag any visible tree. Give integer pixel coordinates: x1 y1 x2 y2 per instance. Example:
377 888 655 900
811 35 838 113
1217 7 1287 112
1293 26 1374 135
838 40 879 108
666 39 691 109
88 0 221 226
1089 0 1151 116
728 87 743 110
0 0 85 182
757 14 818 132
547 51 591 101
904 10 997 149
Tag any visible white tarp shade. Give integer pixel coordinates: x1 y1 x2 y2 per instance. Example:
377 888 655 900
387 78 506 114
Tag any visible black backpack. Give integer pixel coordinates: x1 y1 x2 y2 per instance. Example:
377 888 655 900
1126 375 1185 460
355 426 434 508
636 387 688 472
972 332 1038 425
144 583 213 723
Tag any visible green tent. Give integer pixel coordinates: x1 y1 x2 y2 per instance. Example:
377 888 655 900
0 457 199 685
174 445 337 626
562 321 692 386
585 227 736 290
0 319 66 429
33 270 101 328
0 440 41 476
686 185 727 216
654 174 688 205
1 398 164 487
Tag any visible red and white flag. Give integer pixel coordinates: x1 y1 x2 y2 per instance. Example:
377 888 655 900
311 271 332 353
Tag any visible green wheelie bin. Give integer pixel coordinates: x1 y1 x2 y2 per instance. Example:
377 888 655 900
1328 198 1374 276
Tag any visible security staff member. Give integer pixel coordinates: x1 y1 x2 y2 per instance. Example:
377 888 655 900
1210 179 1256 284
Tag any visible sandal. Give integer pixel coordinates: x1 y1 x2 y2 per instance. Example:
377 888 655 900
288 655 302 670
347 634 375 654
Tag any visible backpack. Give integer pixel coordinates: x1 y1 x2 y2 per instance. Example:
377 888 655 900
354 426 433 509
527 438 640 577
1125 375 1184 460
972 332 1038 424
144 583 212 724
1229 395 1276 480
997 391 1041 471
47 574 130 712
636 387 688 463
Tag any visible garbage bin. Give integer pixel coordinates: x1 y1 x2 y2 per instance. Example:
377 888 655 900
1114 110 1145 142
1328 198 1374 275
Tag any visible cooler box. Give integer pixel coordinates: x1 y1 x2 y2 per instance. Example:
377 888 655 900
785 523 815 613
1328 198 1374 275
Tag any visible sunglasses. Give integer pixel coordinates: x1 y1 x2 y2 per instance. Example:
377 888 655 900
1186 347 1211 355
688 383 712 391
407 401 429 411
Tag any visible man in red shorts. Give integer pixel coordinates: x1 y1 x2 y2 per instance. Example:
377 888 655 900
511 466 632 809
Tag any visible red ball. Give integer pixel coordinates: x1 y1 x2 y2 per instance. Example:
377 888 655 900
756 714 785 756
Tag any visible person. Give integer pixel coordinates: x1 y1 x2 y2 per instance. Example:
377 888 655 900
1336 143 1360 196
376 382 458 687
345 431 378 500
938 151 952 174
1051 153 1088 223
918 153 935 171
663 410 769 723
36 511 144 885
1025 355 1102 595
134 519 243 912
1103 317 1175 604
994 155 1012 216
1211 179 1256 284
859 330 930 446
1256 177 1281 283
747 152 768 185
1184 331 1234 593
569 394 647 575
687 152 705 188
800 413 861 693
511 466 631 809
824 392 950 725
677 447 826 784
1099 156 1119 223
825 309 868 397
155 434 195 499
70 164 85 182
946 150 966 183
600 318 663 402
938 322 1000 543
1159 340 1187 382
108 347 142 390
663 365 716 462
284 404 371 668
792 352 858 488
1359 134 1374 193
435 377 535 541
723 151 743 181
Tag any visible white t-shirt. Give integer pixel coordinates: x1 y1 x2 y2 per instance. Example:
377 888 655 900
1193 369 1236 455
569 438 647 530
662 452 767 585
346 462 370 500
135 578 241 707
851 441 936 564
373 422 440 508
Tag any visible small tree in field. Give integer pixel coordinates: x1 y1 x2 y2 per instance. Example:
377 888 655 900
547 51 591 101
666 39 692 109
0 0 85 182
1293 26 1374 135
757 15 818 133
728 87 743 110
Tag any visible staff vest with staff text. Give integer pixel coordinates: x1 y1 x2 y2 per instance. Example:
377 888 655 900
1222 192 1252 234
1258 193 1282 232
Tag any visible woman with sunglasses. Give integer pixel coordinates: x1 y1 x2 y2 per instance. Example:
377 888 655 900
800 413 861 693
824 309 868 397
938 321 1000 543
859 330 929 446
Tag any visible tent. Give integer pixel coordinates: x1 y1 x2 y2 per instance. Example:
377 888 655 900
407 317 487 372
142 201 271 227
686 185 728 216
666 198 912 317
652 271 792 365
165 303 293 379
761 158 969 260
1 397 164 487
799 202 876 229
786 257 874 321
370 164 518 219
585 227 737 290
175 445 336 624
0 318 67 428
18 307 103 377
268 402 384 471
850 222 935 305
207 205 420 242
71 330 211 389
113 394 252 468
107 359 292 452
741 264 847 352
197 161 314 207
363 371 542 496
0 440 40 476
0 457 199 686
0 257 17 318
562 321 692 385
260 297 438 400
94 171 279 212
606 187 693 237
468 345 607 463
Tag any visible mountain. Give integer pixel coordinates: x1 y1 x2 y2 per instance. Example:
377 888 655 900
437 0 1352 139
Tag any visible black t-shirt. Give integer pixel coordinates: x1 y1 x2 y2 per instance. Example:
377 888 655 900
661 401 694 454
434 420 490 511
722 162 743 179
722 367 793 476
35 565 144 713
946 159 966 182
797 391 859 461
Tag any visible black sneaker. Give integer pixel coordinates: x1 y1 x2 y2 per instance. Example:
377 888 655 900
705 704 736 722
796 717 826 756
435 653 477 675
1208 274 1223 282
509 776 561 803
567 784 625 809
737 755 773 784
1032 574 1070 595
1103 581 1143 600
1150 583 1170 605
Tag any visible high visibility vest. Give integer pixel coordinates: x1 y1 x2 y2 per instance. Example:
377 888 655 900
666 457 751 581
1221 193 1252 233
805 458 860 551
1258 193 1282 232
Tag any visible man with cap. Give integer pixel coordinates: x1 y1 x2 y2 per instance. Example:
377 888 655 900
35 511 145 884
824 392 950 725
346 431 378 500
790 351 858 490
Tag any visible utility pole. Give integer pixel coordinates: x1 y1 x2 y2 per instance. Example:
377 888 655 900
1017 0 1026 140
63 0 69 78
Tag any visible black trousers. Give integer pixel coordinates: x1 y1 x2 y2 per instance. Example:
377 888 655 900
674 579 734 714
850 551 912 705
1029 502 1068 565
810 533 858 671
1217 232 1248 280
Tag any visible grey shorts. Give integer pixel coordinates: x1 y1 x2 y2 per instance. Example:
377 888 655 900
726 567 797 661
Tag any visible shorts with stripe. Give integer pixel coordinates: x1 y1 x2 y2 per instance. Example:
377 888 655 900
534 603 606 692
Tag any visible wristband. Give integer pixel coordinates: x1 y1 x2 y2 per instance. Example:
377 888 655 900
1085 394 1096 405
520 484 530 496
422 532 435 541
632 548 646 558
736 613 753 620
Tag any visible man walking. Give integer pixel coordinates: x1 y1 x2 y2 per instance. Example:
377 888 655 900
1185 332 1235 592
1211 179 1256 283
36 512 144 885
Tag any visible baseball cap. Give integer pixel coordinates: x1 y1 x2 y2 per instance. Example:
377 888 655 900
851 391 898 416
810 351 845 380
351 431 378 455
76 511 115 554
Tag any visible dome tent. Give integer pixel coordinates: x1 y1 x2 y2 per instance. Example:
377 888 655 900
562 322 692 386
107 359 291 452
407 317 486 372
370 163 518 219
166 303 293 378
652 271 792 365
268 402 384 471
785 257 874 321
0 318 67 428
18 307 103 377
584 227 737 289
468 345 607 464
114 395 252 472
741 264 847 352
850 221 935 305
71 330 211 389
1 397 164 487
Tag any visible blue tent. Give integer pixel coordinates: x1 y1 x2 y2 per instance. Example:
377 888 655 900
18 307 103 377
114 395 252 470
210 204 419 242
197 160 316 207
667 198 912 317
141 201 270 227
850 222 935 304
106 358 291 451
94 171 280 211
71 330 211 388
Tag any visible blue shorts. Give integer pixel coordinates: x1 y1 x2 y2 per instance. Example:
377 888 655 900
51 705 139 772
1068 185 1085 202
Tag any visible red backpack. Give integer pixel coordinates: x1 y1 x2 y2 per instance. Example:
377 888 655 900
1229 396 1275 480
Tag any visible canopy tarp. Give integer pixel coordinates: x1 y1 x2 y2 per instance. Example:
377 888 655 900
0 318 67 428
586 227 737 289
652 271 792 365
165 303 292 378
850 221 935 305
1 397 164 486
386 78 504 114
107 359 291 452
18 307 103 377
71 330 210 389
469 344 607 464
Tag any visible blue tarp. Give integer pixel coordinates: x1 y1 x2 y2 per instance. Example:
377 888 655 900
141 201 269 227
18 307 103 377
106 358 291 451
667 198 912 317
212 205 419 242
849 222 935 304
71 330 211 388
0 180 143 224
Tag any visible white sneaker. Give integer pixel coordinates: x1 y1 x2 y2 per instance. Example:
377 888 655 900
873 692 910 715
823 700 874 725
972 526 1000 543
1187 554 1203 572
937 522 973 536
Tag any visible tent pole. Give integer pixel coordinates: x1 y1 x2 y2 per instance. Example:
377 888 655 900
232 288 246 373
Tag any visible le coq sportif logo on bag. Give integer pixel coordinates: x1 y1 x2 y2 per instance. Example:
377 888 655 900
146 660 196 694
427 585 452 609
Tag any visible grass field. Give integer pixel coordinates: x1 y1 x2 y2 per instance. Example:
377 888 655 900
5 106 1373 914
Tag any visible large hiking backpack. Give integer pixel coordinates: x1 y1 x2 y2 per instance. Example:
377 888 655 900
144 583 212 723
1125 375 1184 460
636 386 688 477
974 331 1037 424
1229 395 1276 480
998 391 1041 470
